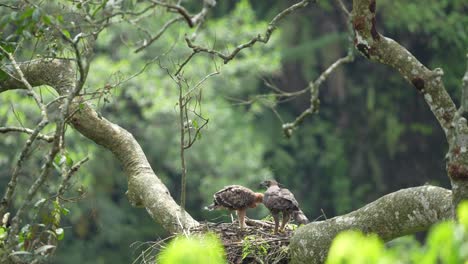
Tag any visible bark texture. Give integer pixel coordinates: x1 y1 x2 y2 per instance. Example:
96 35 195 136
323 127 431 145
0 59 199 233
290 186 452 263
352 0 468 214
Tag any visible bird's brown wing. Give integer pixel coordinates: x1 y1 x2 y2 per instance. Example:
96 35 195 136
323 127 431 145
213 185 256 210
278 188 300 209
264 186 299 211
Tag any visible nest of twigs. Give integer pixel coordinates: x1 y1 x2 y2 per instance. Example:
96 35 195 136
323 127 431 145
131 218 294 264
190 218 292 264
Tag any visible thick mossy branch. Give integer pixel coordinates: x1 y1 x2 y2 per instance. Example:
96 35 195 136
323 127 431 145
0 59 199 233
289 186 452 264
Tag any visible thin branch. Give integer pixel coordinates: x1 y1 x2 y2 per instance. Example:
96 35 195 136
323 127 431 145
175 51 198 76
57 157 89 198
282 53 354 137
7 129 61 247
184 112 209 149
0 126 54 142
0 3 19 10
185 0 313 64
135 17 184 53
183 70 220 98
177 76 187 211
0 120 49 216
0 46 47 117
94 3 159 24
151 0 195 27
335 0 350 16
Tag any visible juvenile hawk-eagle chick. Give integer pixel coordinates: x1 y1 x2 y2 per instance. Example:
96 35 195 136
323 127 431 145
260 180 309 234
205 185 263 229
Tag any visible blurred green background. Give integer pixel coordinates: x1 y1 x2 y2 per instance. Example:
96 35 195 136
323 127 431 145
0 0 466 263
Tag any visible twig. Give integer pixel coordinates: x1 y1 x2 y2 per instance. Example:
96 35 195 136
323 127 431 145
177 76 188 210
282 53 354 137
57 157 89 198
0 127 54 142
175 51 198 76
335 0 350 16
0 120 49 216
135 17 183 53
320 208 328 220
151 0 195 27
7 132 61 247
185 0 313 64
0 46 47 117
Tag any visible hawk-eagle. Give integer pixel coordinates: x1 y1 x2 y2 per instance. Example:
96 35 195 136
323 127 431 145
260 180 309 234
205 185 263 229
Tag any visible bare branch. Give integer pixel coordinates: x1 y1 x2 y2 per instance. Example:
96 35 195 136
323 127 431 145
135 17 184 53
7 129 62 247
0 47 47 117
57 157 90 198
0 120 49 216
0 126 54 142
0 3 18 10
175 51 198 76
282 53 354 137
177 76 188 211
151 0 216 28
151 0 195 27
185 0 313 64
335 0 350 16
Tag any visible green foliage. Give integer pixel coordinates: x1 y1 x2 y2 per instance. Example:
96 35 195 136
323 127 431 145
326 201 468 263
242 235 269 260
327 231 391 264
1 0 466 263
157 233 226 264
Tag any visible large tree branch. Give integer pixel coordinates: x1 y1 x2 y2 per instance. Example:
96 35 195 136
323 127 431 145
290 185 452 263
0 59 198 233
352 0 468 213
351 0 457 139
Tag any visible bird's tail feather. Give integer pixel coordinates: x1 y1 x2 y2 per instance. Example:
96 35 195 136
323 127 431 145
293 209 309 225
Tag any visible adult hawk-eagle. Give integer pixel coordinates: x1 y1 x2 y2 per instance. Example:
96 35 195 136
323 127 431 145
205 185 263 229
260 180 309 234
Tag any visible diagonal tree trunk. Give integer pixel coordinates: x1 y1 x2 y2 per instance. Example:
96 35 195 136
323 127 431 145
289 0 468 262
0 59 199 233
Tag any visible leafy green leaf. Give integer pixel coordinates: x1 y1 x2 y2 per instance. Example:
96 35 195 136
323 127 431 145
0 69 8 82
42 15 51 25
61 207 70 216
65 154 74 167
158 233 225 264
0 227 7 240
61 29 71 39
457 200 468 229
